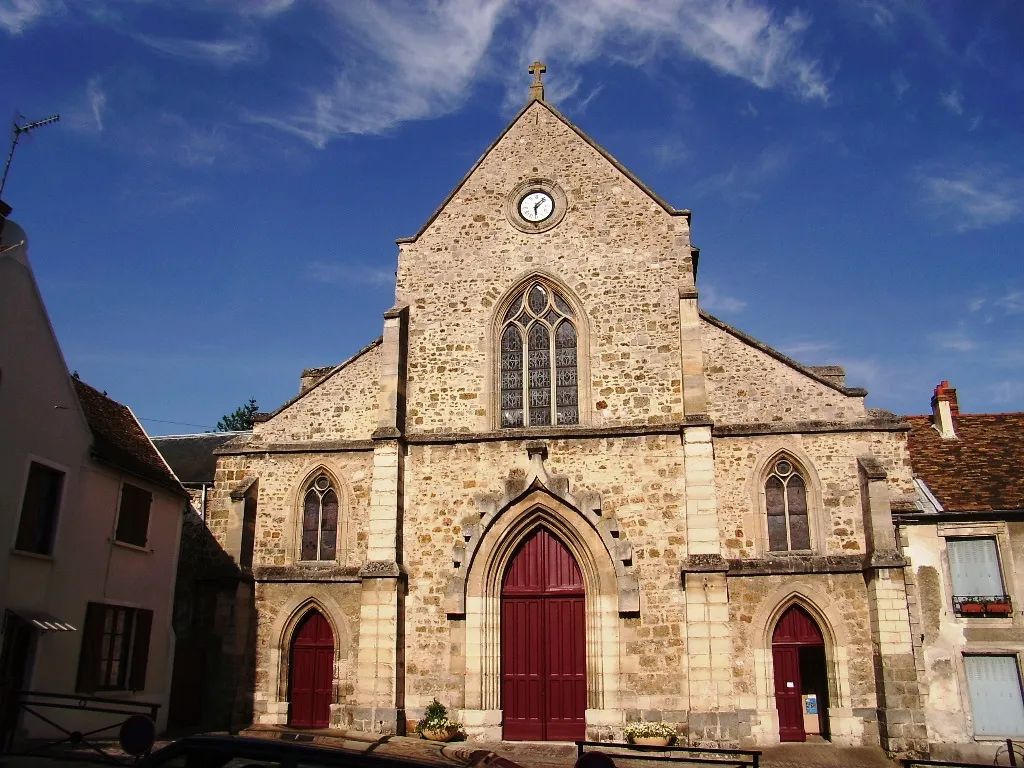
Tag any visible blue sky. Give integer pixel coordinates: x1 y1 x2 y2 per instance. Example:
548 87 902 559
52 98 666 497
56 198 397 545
2 0 1022 434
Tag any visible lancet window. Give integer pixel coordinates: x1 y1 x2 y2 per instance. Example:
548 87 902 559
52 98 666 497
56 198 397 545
766 457 810 551
301 474 338 561
500 282 579 428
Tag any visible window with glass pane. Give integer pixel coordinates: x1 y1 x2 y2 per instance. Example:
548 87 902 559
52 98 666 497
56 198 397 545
964 655 1024 737
301 475 338 561
766 458 811 551
499 282 579 428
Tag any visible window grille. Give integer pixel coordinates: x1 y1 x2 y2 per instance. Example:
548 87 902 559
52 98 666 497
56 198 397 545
766 458 810 551
302 474 338 561
500 282 578 428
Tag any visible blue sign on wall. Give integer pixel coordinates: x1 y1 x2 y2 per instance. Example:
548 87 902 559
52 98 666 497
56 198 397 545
805 694 818 715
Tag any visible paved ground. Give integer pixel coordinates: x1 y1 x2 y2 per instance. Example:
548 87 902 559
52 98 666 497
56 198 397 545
0 728 903 768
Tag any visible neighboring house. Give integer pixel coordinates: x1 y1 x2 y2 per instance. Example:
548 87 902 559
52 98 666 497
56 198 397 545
0 217 188 739
900 381 1024 762
196 67 927 754
150 432 254 733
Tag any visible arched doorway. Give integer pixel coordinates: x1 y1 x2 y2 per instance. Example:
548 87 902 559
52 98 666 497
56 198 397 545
501 527 586 741
288 610 334 728
772 606 830 742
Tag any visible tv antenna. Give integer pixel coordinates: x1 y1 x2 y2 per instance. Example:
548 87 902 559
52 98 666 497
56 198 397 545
0 113 60 202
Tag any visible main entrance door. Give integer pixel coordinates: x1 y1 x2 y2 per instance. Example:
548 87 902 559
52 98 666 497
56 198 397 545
289 610 334 728
501 527 586 741
772 606 830 742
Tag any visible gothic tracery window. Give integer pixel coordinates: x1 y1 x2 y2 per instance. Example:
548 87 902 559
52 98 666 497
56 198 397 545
301 474 338 561
500 282 579 428
765 458 810 551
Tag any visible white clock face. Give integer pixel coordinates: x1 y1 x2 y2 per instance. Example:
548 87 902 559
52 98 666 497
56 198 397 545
519 191 554 223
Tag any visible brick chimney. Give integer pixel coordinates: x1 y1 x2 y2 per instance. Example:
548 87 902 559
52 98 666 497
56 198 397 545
931 380 959 439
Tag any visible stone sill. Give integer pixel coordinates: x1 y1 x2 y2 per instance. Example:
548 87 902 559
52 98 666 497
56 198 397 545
10 548 55 563
725 554 877 577
111 539 151 554
253 564 361 583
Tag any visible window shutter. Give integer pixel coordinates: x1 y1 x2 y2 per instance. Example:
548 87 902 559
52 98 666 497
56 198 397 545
76 603 106 693
948 538 1004 596
965 655 1024 736
116 484 152 547
128 609 153 691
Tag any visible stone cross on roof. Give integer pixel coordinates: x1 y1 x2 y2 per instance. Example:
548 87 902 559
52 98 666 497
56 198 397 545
529 60 546 102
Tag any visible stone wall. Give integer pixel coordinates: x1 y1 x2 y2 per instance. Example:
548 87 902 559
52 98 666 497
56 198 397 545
702 320 865 425
396 100 693 434
250 341 382 444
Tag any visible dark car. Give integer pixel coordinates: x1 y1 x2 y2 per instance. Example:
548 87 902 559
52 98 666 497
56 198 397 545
136 735 461 768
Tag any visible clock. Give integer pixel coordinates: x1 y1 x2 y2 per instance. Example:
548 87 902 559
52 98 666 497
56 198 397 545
519 191 554 223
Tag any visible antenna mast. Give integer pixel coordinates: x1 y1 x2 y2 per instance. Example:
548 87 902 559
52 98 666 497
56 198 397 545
0 113 60 201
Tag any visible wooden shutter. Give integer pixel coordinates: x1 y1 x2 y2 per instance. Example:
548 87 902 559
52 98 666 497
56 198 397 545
128 609 153 691
116 484 152 547
965 655 1024 736
948 538 1004 596
76 603 106 693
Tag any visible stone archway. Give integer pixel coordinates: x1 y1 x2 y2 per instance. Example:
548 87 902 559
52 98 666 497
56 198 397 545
747 584 858 746
460 491 623 740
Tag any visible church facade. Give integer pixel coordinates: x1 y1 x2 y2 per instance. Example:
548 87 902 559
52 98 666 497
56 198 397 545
204 68 926 754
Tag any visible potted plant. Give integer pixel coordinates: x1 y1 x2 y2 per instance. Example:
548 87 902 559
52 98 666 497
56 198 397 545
416 699 462 742
986 600 1013 615
959 600 985 615
624 721 677 747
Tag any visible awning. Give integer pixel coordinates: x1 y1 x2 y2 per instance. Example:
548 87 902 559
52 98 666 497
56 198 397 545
6 608 76 632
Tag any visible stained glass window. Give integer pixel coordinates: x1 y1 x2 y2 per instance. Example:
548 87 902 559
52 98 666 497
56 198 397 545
499 281 579 428
301 474 339 561
766 459 811 551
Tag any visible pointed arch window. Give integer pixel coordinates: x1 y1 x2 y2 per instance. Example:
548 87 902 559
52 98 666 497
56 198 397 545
500 282 578 428
301 474 338 561
766 458 810 551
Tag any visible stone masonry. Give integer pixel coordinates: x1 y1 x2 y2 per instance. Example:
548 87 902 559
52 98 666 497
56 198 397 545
200 69 930 756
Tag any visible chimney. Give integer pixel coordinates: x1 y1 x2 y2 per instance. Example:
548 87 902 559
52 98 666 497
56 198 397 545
931 380 959 439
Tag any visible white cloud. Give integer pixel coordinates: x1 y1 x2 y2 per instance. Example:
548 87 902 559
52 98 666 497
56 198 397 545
248 0 509 147
696 146 788 199
939 87 963 116
700 283 746 314
134 32 263 65
307 261 395 288
919 165 1024 231
87 75 106 131
780 340 835 357
856 0 896 29
988 380 1024 405
0 0 62 34
930 330 977 352
525 0 830 104
891 70 909 101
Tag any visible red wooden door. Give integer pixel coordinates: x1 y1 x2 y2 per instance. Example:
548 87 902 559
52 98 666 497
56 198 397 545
289 611 334 728
772 606 824 742
502 528 586 741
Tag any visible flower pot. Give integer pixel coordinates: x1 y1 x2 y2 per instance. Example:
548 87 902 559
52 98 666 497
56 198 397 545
631 736 673 747
959 603 984 614
420 727 458 742
987 602 1012 614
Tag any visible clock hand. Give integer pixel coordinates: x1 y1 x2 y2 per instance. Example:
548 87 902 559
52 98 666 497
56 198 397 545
533 198 543 214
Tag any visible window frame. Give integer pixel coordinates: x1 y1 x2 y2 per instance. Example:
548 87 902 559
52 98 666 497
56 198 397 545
114 482 153 549
762 455 813 554
944 533 1013 619
299 474 340 563
14 458 67 556
962 653 1024 739
496 279 582 430
76 602 153 693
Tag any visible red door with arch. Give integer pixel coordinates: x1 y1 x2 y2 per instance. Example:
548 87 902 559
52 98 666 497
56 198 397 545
501 528 587 741
289 610 334 728
772 605 829 741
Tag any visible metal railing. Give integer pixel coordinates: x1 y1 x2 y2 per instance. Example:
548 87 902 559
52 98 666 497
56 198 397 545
901 739 1024 768
952 595 1013 618
576 740 760 767
1 690 160 763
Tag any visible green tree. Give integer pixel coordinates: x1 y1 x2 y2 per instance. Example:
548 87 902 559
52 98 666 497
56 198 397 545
217 398 260 431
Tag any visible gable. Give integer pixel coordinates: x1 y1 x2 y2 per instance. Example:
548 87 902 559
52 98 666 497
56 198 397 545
397 98 690 246
701 313 867 425
252 339 382 444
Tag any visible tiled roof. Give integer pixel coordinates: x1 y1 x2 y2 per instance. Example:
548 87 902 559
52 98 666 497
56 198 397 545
151 432 241 484
72 378 187 497
906 412 1024 512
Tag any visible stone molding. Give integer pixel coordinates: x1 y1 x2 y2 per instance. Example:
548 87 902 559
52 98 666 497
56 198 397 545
714 417 909 437
216 439 375 455
724 554 896 576
445 444 638 616
253 564 360 583
229 475 258 500
359 560 405 579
